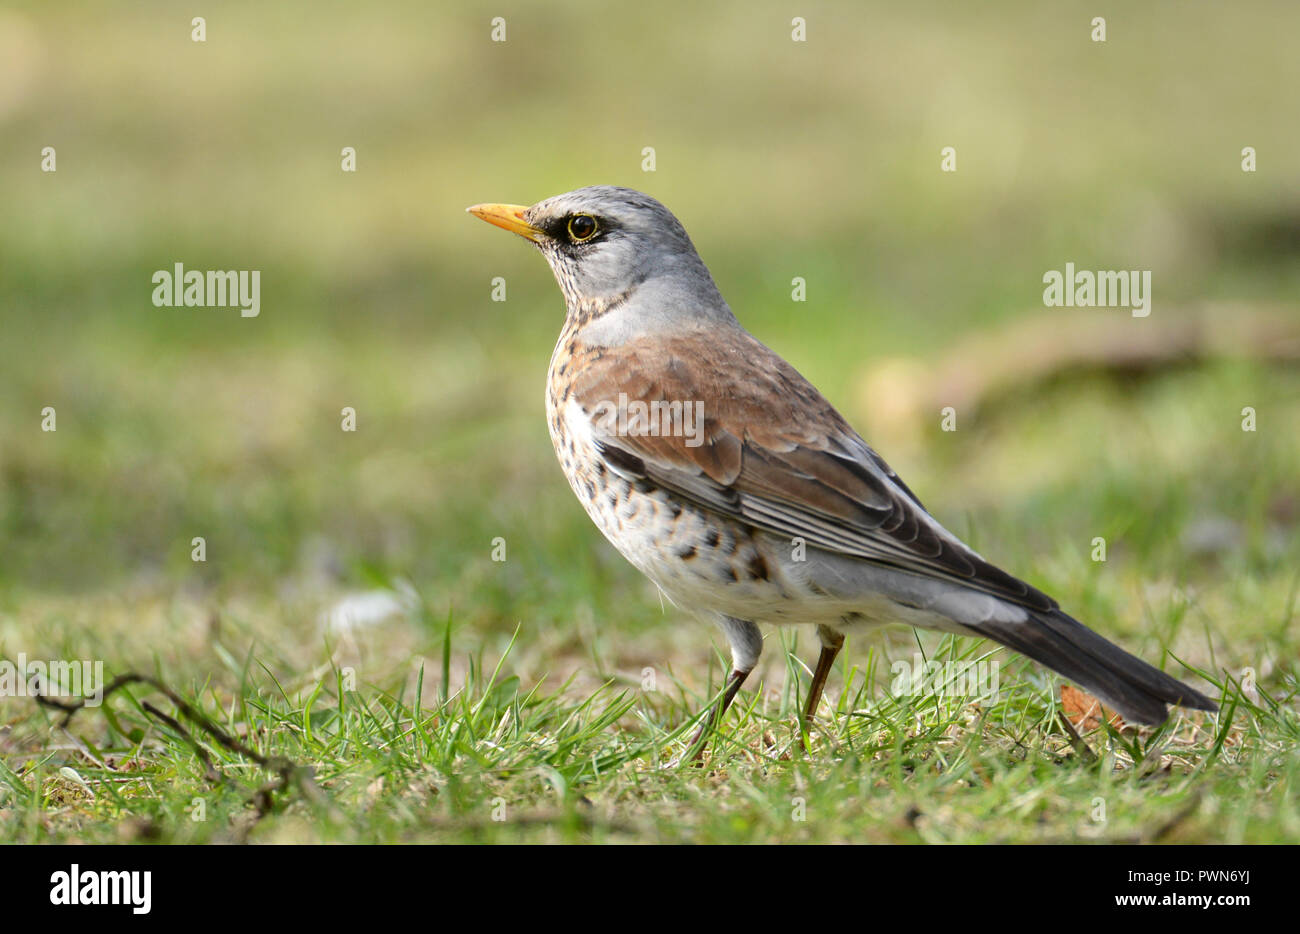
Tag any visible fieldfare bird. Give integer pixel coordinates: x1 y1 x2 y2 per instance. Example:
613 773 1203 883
468 186 1217 753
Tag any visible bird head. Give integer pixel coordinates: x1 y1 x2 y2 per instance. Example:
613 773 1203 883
467 186 733 334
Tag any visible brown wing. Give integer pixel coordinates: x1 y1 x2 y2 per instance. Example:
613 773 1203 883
565 327 1056 613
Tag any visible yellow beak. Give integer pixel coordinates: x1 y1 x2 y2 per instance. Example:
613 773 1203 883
466 203 543 243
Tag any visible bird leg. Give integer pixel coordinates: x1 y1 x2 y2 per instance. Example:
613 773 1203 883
686 666 751 761
800 626 845 747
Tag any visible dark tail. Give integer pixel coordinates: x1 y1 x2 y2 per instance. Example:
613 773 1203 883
971 609 1218 725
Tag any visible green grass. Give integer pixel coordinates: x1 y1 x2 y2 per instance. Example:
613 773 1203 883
4 613 1296 844
1 0 1298 842
2 368 1296 846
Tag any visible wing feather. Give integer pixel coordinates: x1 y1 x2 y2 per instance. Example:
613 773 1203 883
569 328 1056 613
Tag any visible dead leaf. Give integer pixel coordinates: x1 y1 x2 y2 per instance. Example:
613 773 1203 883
1061 684 1127 732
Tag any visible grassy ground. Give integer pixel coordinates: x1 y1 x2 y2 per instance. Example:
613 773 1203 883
1 1 1297 843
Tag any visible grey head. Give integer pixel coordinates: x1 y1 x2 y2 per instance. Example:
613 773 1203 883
468 186 738 342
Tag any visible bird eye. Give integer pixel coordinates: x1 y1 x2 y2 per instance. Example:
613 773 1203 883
567 214 598 243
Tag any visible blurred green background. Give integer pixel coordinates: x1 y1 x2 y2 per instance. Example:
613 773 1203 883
0 0 1297 690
